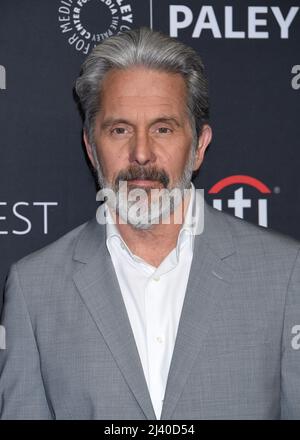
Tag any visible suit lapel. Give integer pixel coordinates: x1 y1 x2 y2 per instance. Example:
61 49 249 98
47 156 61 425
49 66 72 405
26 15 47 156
72 201 236 421
160 204 236 419
72 218 156 420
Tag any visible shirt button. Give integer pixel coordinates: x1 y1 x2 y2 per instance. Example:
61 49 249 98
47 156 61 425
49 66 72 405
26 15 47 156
153 276 160 282
156 336 163 344
120 242 125 249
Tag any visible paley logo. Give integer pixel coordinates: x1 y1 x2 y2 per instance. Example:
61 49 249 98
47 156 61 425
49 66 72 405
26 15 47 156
208 175 272 227
58 0 134 55
169 5 299 39
0 65 6 90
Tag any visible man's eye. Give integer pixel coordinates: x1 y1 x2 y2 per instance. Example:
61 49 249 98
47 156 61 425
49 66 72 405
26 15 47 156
156 127 172 134
111 127 127 134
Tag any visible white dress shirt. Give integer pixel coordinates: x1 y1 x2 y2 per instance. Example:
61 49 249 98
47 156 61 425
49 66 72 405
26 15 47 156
104 183 197 419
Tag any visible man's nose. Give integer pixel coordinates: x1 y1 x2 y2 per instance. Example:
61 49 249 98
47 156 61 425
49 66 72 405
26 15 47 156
129 131 155 166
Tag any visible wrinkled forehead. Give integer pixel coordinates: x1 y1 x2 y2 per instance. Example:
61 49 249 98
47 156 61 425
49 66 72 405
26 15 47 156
98 67 189 118
100 68 187 101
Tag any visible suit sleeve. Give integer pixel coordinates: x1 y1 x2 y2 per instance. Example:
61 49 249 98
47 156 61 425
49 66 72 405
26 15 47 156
0 264 53 419
281 247 300 419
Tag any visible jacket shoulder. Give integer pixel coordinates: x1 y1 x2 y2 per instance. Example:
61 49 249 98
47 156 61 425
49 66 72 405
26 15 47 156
12 220 90 276
208 205 300 256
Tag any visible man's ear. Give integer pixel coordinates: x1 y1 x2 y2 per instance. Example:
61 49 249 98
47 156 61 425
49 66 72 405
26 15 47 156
83 130 96 169
193 124 212 171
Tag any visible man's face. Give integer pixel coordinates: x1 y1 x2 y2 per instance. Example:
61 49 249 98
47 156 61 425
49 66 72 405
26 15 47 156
84 67 211 227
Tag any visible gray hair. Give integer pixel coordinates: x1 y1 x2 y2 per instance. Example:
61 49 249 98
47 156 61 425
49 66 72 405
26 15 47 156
75 27 209 146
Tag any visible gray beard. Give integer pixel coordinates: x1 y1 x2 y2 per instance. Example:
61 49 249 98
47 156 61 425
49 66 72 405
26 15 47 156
92 142 197 230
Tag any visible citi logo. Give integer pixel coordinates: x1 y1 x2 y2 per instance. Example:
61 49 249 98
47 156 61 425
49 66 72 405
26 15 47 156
208 175 272 227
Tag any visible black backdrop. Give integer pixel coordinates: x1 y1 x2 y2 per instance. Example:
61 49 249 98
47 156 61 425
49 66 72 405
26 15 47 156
1 0 300 307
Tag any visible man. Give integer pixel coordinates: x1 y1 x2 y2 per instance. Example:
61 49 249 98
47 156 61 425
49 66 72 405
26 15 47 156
0 27 300 420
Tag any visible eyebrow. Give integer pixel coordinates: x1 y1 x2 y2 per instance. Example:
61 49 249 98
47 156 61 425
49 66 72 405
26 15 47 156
100 115 182 130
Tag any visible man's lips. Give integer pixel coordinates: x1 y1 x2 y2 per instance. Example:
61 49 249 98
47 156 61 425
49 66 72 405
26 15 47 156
127 179 161 187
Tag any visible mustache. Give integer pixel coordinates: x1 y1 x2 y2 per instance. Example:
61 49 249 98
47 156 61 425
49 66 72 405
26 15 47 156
115 166 170 188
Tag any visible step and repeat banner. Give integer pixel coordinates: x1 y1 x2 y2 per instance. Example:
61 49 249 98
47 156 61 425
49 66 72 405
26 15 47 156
1 0 300 306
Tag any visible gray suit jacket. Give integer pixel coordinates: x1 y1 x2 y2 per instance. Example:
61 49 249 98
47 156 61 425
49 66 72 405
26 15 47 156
1 202 300 419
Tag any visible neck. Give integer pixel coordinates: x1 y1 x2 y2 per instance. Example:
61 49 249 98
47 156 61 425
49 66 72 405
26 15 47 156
111 190 192 267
